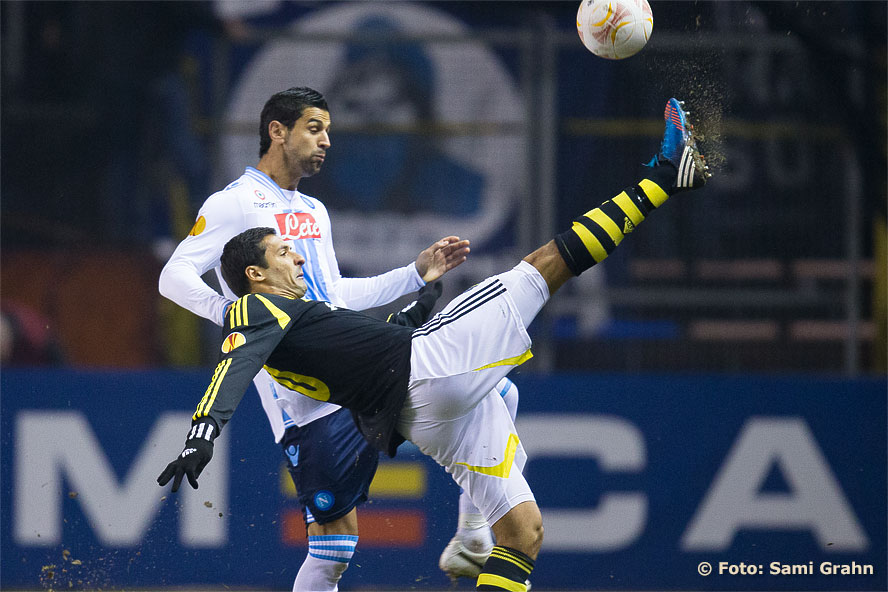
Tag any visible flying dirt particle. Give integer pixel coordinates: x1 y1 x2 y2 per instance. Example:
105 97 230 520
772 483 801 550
68 491 78 499
204 501 213 508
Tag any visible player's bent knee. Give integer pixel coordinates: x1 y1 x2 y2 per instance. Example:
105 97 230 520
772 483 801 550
492 501 544 559
526 511 544 554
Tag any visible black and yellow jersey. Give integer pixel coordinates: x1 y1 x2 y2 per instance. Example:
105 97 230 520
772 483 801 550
195 292 416 456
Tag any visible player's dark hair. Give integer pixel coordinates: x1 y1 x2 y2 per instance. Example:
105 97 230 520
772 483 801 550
259 87 329 157
221 227 277 297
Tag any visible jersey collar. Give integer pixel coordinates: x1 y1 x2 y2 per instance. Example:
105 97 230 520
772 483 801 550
245 167 316 211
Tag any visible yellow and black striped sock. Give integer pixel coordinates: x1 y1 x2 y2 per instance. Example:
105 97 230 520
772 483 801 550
476 545 534 591
554 167 674 276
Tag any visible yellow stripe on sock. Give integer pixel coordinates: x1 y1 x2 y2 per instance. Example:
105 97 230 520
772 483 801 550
473 348 533 371
476 574 527 592
490 548 533 573
584 208 624 246
255 294 292 329
613 191 646 225
638 178 669 208
570 221 609 262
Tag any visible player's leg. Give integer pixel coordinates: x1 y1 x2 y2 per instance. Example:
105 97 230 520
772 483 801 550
476 501 542 591
294 510 359 592
439 378 519 581
531 97 709 296
399 382 539 591
283 408 379 592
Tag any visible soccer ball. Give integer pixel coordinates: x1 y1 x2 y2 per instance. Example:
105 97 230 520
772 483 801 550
576 0 653 60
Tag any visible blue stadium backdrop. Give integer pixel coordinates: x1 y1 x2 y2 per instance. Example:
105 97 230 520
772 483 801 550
1 369 884 590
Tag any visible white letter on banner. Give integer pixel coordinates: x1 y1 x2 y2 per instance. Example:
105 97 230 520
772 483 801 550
682 417 867 551
516 414 646 551
14 411 227 547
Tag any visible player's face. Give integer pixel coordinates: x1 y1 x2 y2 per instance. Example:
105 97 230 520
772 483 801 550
283 108 331 179
260 234 307 298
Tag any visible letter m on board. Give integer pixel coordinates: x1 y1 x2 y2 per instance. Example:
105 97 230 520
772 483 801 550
14 411 228 547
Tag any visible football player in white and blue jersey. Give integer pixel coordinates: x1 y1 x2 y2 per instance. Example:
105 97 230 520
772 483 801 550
159 87 516 590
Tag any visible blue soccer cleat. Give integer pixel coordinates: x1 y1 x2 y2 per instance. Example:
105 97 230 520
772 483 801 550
650 98 710 189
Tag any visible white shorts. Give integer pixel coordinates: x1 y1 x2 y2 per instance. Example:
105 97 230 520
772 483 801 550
397 261 550 525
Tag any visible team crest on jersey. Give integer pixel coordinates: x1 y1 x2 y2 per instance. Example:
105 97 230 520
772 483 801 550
188 215 206 236
221 332 246 353
275 212 321 240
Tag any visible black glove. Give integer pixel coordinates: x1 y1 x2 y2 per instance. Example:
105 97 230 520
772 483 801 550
157 418 218 492
387 281 443 328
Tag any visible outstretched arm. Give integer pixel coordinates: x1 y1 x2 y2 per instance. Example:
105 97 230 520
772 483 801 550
414 236 471 283
330 236 469 310
157 294 290 492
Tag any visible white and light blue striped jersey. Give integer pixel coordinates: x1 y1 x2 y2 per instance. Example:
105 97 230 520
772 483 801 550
159 166 425 439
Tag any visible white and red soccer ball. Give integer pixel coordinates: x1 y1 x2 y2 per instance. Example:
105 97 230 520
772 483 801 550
577 0 653 60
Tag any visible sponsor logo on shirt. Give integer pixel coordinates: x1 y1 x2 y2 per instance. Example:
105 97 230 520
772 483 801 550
221 332 246 353
275 212 322 240
188 215 206 236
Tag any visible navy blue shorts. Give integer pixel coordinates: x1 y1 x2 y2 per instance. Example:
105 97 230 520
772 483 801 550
280 407 379 526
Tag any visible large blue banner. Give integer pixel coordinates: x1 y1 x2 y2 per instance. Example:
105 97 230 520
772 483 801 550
1 369 884 590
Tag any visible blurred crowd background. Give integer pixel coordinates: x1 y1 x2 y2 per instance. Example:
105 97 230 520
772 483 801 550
2 0 885 376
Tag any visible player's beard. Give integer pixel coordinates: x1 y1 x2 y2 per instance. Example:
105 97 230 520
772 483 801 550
284 149 324 181
303 155 324 178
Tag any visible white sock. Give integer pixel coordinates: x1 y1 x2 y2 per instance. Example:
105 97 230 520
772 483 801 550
292 535 357 592
455 502 492 554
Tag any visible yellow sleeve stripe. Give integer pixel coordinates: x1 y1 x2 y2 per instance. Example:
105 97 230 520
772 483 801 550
584 208 624 247
229 296 250 329
255 294 291 330
194 358 232 419
476 574 527 591
613 191 646 225
473 348 533 371
571 221 609 262
638 178 669 208
490 547 534 573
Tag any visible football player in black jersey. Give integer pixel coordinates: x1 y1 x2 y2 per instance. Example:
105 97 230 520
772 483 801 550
160 97 709 591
